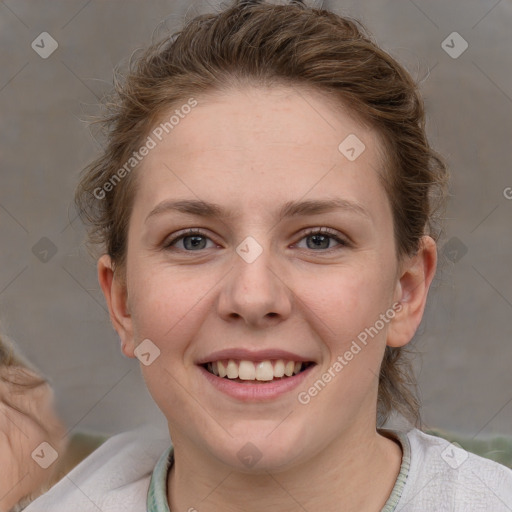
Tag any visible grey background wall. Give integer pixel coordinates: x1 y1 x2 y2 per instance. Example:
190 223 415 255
1 0 511 438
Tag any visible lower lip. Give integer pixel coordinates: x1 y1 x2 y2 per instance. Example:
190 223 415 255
198 364 315 402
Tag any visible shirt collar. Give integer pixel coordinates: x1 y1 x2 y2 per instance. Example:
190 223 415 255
379 428 412 511
146 429 411 512
147 445 174 512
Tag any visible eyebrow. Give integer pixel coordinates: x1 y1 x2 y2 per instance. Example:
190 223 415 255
145 198 371 224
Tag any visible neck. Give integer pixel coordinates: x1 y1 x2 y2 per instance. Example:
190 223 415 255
167 423 403 512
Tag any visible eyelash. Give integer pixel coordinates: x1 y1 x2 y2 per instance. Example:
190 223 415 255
162 227 349 252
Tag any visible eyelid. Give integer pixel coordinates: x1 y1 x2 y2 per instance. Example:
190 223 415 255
295 226 351 249
163 226 351 252
162 228 215 248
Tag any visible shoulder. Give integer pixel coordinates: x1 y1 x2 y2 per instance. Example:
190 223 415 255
396 428 512 511
22 425 171 512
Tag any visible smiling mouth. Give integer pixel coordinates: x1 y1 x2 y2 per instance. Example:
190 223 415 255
202 359 314 383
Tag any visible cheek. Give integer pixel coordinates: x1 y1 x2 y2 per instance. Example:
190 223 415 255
299 259 394 343
128 263 199 340
127 267 206 422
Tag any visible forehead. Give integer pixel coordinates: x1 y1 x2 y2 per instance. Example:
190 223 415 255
152 85 378 158
132 85 390 225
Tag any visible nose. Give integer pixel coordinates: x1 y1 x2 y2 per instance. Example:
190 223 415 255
216 237 293 328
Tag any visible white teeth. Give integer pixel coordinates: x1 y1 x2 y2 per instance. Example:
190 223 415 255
226 359 238 379
274 360 285 378
217 360 227 378
284 361 295 377
239 360 256 380
207 359 306 381
255 361 274 381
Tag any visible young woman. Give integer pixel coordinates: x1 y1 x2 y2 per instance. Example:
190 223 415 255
24 1 512 511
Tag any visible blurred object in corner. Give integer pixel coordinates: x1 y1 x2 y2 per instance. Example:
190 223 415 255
0 332 68 512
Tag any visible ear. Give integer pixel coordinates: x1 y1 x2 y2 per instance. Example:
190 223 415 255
387 235 437 348
97 254 135 358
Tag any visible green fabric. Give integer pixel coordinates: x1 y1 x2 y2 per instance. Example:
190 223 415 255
147 445 173 512
424 428 512 469
380 430 411 512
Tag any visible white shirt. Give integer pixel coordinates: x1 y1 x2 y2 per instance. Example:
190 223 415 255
22 426 169 512
391 429 512 511
23 426 512 511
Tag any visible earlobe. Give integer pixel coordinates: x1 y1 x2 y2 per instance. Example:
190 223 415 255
97 255 135 358
386 236 437 348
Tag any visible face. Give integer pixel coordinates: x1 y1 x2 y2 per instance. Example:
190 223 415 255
100 85 434 472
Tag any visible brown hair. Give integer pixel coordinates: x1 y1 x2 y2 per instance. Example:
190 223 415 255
0 333 47 390
75 0 448 427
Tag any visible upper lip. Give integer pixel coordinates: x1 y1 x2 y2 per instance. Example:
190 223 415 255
196 348 315 365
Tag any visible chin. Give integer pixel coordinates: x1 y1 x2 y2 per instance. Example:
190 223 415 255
204 423 310 473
